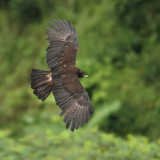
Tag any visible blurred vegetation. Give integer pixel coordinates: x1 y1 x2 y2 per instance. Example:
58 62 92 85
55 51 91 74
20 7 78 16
0 0 160 159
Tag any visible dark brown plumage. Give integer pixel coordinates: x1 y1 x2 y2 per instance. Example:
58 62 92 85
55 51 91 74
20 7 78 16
31 19 93 131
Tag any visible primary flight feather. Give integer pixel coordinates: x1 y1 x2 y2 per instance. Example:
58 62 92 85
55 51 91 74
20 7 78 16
31 19 93 131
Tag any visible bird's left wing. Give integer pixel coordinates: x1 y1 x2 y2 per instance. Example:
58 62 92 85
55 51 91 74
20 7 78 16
52 74 94 131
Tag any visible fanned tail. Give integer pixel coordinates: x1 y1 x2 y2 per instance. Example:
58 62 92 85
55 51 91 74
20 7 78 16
31 69 53 101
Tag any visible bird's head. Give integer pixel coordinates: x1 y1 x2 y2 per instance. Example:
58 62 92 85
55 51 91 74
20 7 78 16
78 70 88 78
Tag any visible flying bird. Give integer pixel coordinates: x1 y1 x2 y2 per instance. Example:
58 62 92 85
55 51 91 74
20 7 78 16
31 19 93 131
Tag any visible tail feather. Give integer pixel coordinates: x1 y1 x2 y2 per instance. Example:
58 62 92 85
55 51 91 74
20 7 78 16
31 69 53 101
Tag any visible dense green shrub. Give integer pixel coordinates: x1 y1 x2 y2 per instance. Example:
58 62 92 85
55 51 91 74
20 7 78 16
0 127 160 160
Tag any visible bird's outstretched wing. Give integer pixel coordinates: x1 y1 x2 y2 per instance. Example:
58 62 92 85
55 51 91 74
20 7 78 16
46 20 93 131
52 74 93 131
46 19 78 68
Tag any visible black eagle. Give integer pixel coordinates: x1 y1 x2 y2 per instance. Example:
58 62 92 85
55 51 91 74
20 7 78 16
31 19 93 131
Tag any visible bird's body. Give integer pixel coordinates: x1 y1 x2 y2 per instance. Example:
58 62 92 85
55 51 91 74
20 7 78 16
31 19 93 131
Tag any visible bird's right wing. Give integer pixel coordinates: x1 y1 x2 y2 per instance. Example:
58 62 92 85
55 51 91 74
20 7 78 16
46 19 79 69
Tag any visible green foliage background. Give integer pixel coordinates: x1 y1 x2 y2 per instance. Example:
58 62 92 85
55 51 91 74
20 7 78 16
0 0 160 159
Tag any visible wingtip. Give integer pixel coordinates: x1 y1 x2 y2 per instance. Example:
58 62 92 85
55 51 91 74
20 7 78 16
60 111 64 117
49 22 55 28
66 121 71 129
71 128 74 132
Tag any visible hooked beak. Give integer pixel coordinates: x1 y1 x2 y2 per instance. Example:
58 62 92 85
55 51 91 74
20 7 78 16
84 75 88 78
